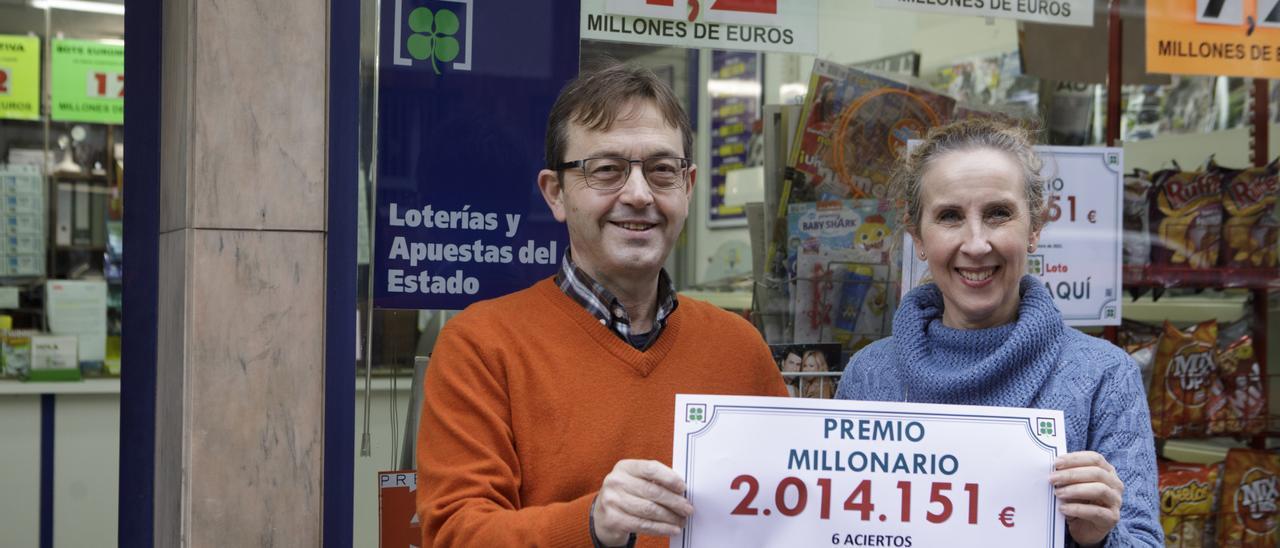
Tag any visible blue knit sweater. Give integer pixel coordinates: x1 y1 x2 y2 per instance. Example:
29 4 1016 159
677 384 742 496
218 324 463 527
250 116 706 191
836 276 1162 547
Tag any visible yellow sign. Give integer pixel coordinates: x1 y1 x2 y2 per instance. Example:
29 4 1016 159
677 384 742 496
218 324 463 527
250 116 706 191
0 35 40 121
1147 0 1280 78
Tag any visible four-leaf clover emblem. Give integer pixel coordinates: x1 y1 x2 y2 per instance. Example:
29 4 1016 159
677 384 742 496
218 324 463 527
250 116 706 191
1038 419 1055 436
406 7 460 75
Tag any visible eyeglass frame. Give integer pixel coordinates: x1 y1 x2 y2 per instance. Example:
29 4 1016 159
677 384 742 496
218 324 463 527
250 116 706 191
553 156 693 191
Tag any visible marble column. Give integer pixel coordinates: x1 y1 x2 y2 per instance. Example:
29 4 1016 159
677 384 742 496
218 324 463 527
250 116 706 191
155 0 328 545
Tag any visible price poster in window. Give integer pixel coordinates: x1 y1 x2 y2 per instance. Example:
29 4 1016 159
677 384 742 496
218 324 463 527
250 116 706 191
50 39 123 125
672 394 1066 548
0 35 41 121
901 146 1123 326
1148 0 1280 78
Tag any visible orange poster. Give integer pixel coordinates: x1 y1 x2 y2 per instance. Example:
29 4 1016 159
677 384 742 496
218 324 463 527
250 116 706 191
1147 0 1280 77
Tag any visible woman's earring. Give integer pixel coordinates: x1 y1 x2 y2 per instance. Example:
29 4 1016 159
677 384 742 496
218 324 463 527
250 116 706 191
1027 244 1035 253
917 251 927 260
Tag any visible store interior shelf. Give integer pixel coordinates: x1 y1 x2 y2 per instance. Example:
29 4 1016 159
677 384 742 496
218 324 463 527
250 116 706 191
679 289 753 311
1159 422 1280 460
1123 265 1280 289
0 375 417 395
1120 294 1250 325
0 378 120 395
53 245 108 251
49 172 110 183
1161 438 1253 464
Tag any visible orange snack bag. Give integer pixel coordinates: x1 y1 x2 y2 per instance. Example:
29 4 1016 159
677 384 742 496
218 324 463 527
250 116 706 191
1217 449 1280 547
1207 336 1266 437
1148 320 1219 438
1152 167 1225 269
1159 460 1221 547
1222 159 1279 269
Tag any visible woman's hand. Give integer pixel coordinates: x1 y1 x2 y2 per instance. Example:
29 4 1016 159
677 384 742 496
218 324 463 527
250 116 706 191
1051 451 1124 547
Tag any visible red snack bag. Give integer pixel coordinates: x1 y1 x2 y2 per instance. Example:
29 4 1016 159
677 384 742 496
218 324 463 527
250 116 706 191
1160 460 1221 547
1222 159 1280 269
1208 336 1266 437
1217 449 1280 547
1148 320 1219 438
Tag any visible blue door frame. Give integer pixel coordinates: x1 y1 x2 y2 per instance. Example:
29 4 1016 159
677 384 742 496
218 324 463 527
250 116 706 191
118 0 359 545
118 0 159 545
325 0 361 543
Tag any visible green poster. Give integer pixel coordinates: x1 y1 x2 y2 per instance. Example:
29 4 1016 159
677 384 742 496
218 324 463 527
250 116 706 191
0 35 41 121
50 39 123 124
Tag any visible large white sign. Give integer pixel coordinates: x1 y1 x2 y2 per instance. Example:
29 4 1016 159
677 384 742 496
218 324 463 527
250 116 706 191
873 0 1095 27
581 0 818 55
902 146 1123 326
672 395 1067 548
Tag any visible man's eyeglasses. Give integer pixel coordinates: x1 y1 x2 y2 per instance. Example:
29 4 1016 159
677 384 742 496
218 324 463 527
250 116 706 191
555 156 691 191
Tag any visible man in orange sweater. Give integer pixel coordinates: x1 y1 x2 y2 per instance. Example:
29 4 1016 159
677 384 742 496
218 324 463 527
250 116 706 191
416 63 788 547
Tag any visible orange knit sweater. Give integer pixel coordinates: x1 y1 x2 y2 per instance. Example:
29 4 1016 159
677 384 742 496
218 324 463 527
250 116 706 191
416 278 788 547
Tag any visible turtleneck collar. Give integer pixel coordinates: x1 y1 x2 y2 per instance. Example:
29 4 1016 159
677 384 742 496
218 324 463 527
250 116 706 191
890 275 1065 407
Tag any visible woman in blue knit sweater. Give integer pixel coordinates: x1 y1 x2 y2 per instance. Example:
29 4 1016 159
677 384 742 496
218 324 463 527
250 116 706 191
836 120 1161 547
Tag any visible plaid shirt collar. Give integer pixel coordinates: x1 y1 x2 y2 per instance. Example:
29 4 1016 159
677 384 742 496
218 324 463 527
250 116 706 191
555 251 678 351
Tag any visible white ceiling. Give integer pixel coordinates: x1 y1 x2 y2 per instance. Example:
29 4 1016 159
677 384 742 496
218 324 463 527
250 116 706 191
0 1 124 42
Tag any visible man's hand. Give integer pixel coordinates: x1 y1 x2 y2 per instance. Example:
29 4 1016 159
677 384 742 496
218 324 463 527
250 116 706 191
1051 451 1124 547
592 459 695 546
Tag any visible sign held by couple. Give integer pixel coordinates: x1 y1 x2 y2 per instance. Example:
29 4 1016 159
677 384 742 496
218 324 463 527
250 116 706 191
672 394 1067 548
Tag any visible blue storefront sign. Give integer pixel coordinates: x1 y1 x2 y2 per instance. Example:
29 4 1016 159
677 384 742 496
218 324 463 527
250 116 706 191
375 0 579 309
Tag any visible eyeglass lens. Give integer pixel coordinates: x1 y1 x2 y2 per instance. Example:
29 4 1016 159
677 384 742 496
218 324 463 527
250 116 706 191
583 157 687 189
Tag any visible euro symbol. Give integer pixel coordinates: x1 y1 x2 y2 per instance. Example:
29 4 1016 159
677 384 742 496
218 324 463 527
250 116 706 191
999 506 1016 528
1087 210 1097 224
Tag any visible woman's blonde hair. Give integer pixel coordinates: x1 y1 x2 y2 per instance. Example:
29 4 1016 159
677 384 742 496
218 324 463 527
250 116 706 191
801 350 829 371
892 119 1046 235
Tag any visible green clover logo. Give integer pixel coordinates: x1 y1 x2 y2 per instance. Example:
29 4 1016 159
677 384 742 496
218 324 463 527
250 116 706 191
406 7 460 75
1038 419 1055 436
686 404 706 423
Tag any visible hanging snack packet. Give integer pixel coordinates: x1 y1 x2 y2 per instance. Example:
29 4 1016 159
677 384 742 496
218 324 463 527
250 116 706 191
1159 460 1222 548
1207 336 1266 436
1218 317 1252 348
1152 166 1225 269
1120 318 1164 347
1128 339 1157 397
1217 449 1280 547
1222 158 1280 269
1124 169 1153 269
1148 320 1219 438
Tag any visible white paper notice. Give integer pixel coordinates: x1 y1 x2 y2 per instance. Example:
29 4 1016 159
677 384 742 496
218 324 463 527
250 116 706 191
0 286 19 309
45 279 107 362
902 146 1124 326
31 335 78 370
672 394 1067 548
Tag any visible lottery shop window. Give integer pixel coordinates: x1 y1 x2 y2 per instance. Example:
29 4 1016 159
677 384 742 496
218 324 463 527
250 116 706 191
0 3 124 378
759 6 1280 539
740 4 1280 392
0 1 126 547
